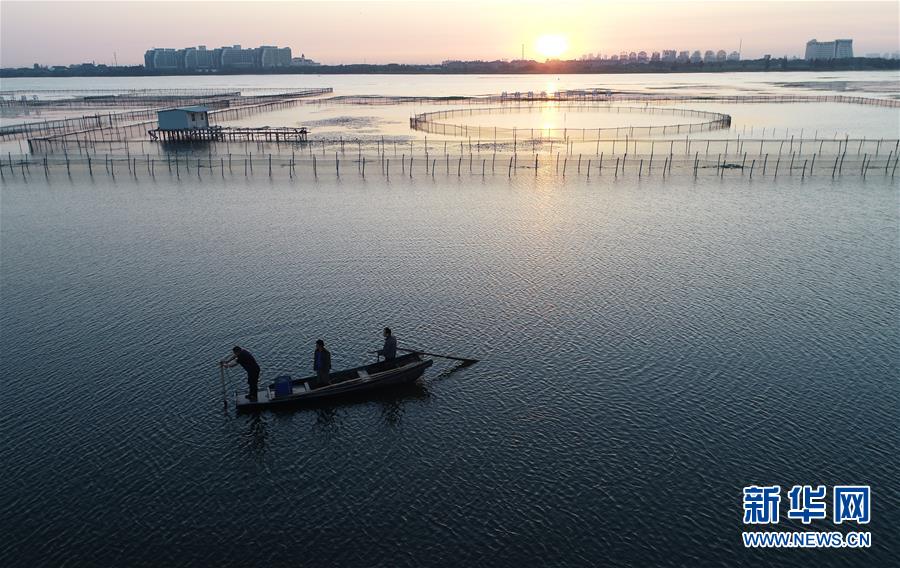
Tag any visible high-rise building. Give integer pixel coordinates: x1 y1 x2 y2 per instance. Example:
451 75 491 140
662 50 677 62
144 48 183 70
805 39 853 60
690 50 702 63
834 39 853 59
650 51 661 62
716 50 727 62
220 45 256 68
144 43 300 71
677 50 690 62
727 51 741 61
183 46 221 70
704 50 716 62
259 46 292 67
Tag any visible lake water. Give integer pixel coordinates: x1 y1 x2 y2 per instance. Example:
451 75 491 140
1 73 899 567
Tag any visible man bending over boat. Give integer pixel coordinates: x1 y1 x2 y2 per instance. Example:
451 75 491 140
221 346 260 401
313 339 332 388
378 327 397 361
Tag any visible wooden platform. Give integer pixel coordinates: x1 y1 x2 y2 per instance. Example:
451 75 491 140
148 126 309 143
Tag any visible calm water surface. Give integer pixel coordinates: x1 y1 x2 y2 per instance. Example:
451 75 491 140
1 169 898 567
1 73 899 567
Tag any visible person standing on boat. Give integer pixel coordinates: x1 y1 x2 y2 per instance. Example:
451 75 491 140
378 327 397 361
313 339 331 388
221 346 260 401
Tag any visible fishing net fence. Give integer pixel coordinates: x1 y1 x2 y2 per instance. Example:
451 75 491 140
1 88 333 142
410 105 732 140
4 139 898 182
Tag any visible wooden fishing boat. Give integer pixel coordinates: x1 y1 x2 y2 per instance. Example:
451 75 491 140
235 352 433 411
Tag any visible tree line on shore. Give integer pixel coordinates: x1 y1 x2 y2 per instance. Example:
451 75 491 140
3 57 899 78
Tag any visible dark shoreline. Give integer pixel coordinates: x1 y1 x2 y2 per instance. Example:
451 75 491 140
3 58 899 78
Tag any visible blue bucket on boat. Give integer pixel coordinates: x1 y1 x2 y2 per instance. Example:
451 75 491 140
274 376 293 397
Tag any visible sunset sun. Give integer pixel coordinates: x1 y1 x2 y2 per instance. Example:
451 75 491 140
535 34 569 59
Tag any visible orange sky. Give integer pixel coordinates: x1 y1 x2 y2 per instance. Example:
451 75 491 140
1 1 898 67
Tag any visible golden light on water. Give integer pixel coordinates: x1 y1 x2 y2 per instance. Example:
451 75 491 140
535 34 568 59
541 103 559 132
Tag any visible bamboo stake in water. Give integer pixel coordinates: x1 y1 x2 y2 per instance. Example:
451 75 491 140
219 364 228 408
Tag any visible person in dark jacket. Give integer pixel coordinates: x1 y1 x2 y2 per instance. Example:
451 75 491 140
313 339 331 388
221 346 260 400
378 327 397 361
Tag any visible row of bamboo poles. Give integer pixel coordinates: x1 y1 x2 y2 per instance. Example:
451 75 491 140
3 149 897 181
19 134 900 162
320 93 900 108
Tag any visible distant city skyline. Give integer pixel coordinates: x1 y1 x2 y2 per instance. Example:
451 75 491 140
2 1 899 68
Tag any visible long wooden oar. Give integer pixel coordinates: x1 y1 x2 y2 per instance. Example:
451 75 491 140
398 347 479 365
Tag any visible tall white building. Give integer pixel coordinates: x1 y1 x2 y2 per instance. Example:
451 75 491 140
144 48 182 70
834 39 853 59
259 46 292 67
220 45 256 68
805 39 854 60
